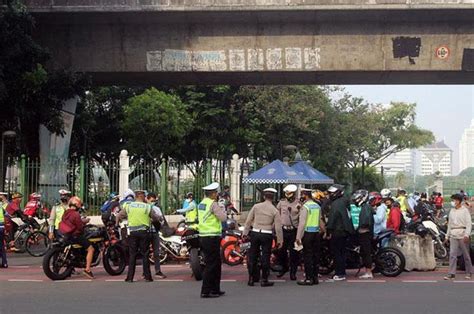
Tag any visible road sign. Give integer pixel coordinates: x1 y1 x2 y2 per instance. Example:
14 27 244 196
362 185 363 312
435 46 450 59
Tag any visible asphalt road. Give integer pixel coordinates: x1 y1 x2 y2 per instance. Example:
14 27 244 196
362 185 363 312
0 254 473 314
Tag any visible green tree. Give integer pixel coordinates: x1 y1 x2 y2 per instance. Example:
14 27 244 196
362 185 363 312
122 88 191 160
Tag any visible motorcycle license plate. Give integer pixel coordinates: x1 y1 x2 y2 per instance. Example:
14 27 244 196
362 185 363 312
240 242 251 250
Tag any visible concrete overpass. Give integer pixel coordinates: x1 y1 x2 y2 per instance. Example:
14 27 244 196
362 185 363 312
14 0 474 84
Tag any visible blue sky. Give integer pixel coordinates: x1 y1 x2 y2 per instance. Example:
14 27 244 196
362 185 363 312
342 85 474 174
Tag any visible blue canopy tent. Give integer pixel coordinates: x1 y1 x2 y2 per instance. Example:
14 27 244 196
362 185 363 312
242 160 313 184
291 161 334 184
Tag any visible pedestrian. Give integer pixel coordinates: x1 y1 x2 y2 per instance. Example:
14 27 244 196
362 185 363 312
116 190 160 283
353 190 374 279
198 182 227 298
326 184 354 281
0 192 8 268
146 192 167 279
434 193 444 218
296 188 325 286
5 192 24 251
385 198 403 234
243 188 283 287
444 194 472 280
48 189 72 240
276 184 301 280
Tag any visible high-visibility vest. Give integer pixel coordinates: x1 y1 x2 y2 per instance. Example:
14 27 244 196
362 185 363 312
124 201 151 229
304 200 321 232
398 196 407 213
0 202 5 224
198 198 221 237
53 204 67 229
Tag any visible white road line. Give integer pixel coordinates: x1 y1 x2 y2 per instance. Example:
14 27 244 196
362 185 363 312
453 281 474 283
157 279 184 282
270 280 286 283
402 280 438 283
105 279 125 282
347 280 386 283
9 266 30 269
54 279 92 282
161 265 185 268
221 279 237 282
8 279 43 282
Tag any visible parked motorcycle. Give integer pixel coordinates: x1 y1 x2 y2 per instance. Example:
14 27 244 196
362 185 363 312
42 225 126 280
319 230 406 277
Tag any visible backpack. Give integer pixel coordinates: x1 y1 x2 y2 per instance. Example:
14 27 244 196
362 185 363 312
100 200 113 214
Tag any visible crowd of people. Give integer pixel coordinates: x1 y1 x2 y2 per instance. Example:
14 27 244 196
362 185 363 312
0 182 472 298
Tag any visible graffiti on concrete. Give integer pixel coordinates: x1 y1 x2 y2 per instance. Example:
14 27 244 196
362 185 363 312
146 47 321 71
392 36 421 65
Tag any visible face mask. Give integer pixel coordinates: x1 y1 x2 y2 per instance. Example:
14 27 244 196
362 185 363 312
450 201 456 207
299 197 305 203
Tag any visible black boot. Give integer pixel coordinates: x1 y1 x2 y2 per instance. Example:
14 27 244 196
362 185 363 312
261 280 274 287
248 277 255 287
297 279 314 286
290 268 297 281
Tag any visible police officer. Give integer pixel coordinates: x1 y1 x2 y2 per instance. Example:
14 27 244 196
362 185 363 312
0 192 8 268
276 184 301 280
117 190 160 282
48 189 72 240
176 192 198 229
296 188 325 286
243 188 283 287
198 182 227 298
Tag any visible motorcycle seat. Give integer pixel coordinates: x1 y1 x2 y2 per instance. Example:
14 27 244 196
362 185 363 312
374 230 394 241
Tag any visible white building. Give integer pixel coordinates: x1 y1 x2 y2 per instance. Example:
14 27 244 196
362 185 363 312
419 141 452 176
459 119 474 173
376 149 416 176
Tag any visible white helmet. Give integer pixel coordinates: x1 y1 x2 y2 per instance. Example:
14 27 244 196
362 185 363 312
283 185 297 193
122 189 135 200
380 188 392 199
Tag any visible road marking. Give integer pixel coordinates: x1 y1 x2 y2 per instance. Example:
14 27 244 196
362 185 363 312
221 279 237 282
347 280 386 283
9 266 30 269
453 281 474 283
157 279 184 282
55 279 92 282
402 280 438 283
8 279 43 282
161 265 185 268
270 280 286 282
105 279 125 282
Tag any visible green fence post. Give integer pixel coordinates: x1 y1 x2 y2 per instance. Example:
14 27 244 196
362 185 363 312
20 154 27 208
161 159 168 213
206 158 212 185
79 156 86 201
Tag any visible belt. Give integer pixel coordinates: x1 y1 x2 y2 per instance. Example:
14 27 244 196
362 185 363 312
128 226 149 232
252 229 273 234
283 226 295 231
451 227 466 229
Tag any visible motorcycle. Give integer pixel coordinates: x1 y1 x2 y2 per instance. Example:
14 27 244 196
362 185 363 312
149 226 204 281
319 230 406 277
42 225 127 280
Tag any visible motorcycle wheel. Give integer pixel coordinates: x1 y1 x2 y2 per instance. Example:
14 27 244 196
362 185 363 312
14 232 28 253
319 244 335 275
176 221 186 229
25 231 50 257
375 247 406 277
434 239 448 260
189 248 203 281
221 241 244 266
103 244 126 276
42 247 74 281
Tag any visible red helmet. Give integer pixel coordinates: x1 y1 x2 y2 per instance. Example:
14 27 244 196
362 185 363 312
68 196 82 208
368 192 382 207
29 192 42 201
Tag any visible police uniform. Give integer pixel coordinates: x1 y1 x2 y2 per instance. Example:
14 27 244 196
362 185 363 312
276 184 301 280
243 188 283 287
296 189 324 285
117 190 157 282
0 192 8 267
198 183 227 298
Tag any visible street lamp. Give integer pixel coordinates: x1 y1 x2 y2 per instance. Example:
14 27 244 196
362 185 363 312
1 130 17 191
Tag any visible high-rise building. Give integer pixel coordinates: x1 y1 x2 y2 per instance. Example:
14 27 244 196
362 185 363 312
376 149 416 176
459 119 474 173
419 140 452 176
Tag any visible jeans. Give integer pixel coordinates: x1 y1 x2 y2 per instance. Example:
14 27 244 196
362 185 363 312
126 230 152 281
248 231 273 282
302 232 321 280
200 236 222 295
331 235 347 276
151 232 161 273
448 238 473 275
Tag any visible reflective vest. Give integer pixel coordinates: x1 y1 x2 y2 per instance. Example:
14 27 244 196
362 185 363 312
53 203 67 229
124 201 151 229
0 202 5 224
198 198 222 237
304 200 321 232
398 196 407 213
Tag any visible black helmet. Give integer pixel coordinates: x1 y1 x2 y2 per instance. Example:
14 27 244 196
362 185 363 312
415 224 428 238
328 184 344 200
351 190 369 206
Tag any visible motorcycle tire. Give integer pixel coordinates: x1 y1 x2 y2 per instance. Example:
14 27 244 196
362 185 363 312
189 248 203 281
149 249 168 265
434 240 448 260
375 247 406 277
42 247 74 281
14 233 28 254
319 244 335 275
221 241 244 266
26 231 50 257
103 244 126 276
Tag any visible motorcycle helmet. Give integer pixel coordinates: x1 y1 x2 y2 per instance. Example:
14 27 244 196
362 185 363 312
368 192 382 207
68 196 82 209
59 189 72 202
122 189 135 200
312 189 325 202
415 224 428 238
186 192 193 199
381 188 392 199
328 184 344 200
351 190 368 206
283 184 297 201
29 192 42 201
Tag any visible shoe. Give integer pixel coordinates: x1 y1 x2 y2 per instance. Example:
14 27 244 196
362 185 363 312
145 278 154 282
10 247 20 253
83 270 94 279
124 278 133 283
359 273 374 280
200 293 220 298
290 273 297 281
443 274 455 280
297 279 314 286
260 280 274 287
248 278 255 286
333 275 346 281
465 274 472 280
313 277 319 285
0 264 7 269
155 271 167 279
276 269 288 278
212 291 225 296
